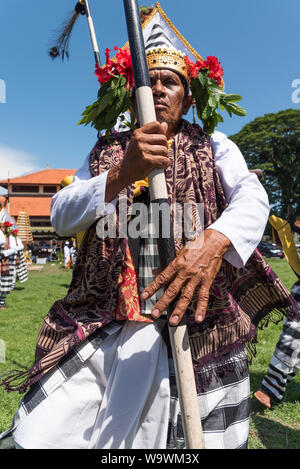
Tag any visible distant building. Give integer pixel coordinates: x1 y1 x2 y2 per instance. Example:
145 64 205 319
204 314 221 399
0 168 77 241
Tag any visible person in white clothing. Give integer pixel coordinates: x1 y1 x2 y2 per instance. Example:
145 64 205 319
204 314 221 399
63 241 71 269
11 230 28 286
0 213 17 308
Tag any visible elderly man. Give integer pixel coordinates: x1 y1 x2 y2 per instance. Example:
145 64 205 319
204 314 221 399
1 4 298 451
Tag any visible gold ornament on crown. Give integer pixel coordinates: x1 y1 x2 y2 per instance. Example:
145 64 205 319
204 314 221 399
146 48 189 81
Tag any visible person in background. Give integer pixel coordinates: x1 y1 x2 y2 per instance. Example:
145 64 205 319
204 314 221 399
254 211 300 408
63 241 71 269
0 219 16 309
11 229 28 287
70 243 77 267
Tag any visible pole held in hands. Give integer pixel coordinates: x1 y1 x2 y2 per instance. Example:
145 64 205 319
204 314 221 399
123 0 205 449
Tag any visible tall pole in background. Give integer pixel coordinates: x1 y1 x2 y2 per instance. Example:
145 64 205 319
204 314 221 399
123 0 205 449
80 0 101 66
48 0 101 66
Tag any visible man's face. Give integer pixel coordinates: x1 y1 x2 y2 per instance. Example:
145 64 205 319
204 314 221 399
149 68 190 131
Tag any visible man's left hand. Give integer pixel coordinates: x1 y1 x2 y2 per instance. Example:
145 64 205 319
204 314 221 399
141 229 231 325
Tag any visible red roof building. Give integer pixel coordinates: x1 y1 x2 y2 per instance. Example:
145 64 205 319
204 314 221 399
0 168 77 241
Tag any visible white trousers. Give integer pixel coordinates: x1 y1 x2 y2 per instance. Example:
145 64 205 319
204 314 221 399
13 322 170 449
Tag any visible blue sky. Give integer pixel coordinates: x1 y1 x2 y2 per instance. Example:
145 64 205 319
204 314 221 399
0 0 300 179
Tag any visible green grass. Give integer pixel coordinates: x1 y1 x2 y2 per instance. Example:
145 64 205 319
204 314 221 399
0 258 299 448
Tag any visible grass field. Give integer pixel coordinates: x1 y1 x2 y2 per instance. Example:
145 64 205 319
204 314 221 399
0 258 299 449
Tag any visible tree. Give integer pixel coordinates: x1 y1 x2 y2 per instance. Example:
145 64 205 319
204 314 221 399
229 109 300 217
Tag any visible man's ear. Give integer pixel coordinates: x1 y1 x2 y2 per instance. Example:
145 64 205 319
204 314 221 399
182 95 193 115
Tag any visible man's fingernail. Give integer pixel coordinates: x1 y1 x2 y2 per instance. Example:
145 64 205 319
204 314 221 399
142 292 149 299
196 315 203 322
170 315 179 325
152 309 160 317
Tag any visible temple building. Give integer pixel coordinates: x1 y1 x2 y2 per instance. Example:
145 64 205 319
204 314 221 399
0 167 77 242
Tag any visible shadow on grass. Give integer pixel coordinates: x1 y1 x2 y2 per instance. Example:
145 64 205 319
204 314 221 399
250 414 300 449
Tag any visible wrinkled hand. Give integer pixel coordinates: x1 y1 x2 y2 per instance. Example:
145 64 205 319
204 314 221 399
119 121 170 186
105 121 170 204
141 229 231 326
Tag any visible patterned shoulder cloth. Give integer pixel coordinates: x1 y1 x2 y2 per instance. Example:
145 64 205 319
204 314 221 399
0 120 299 394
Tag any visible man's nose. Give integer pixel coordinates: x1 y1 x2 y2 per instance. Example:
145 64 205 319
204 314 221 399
152 79 165 95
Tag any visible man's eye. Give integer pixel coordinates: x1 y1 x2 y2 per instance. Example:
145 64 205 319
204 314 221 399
164 79 176 86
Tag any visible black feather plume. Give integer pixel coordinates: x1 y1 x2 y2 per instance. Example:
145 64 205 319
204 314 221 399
48 2 86 61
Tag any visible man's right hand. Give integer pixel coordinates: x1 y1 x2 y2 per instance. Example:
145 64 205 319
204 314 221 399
105 121 170 203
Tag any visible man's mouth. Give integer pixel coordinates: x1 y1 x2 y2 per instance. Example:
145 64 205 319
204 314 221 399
154 101 168 110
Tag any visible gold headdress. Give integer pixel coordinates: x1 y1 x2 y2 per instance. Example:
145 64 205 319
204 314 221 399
146 48 189 81
124 3 203 83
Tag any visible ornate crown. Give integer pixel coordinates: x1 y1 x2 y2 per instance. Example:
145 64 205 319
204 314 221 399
146 48 189 81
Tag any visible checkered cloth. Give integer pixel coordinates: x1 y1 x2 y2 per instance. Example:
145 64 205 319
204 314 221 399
260 280 300 402
0 245 3 304
138 204 165 316
15 252 28 284
167 350 250 449
0 253 15 294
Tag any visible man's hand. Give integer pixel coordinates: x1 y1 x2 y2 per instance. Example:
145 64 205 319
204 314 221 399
141 229 231 326
105 121 169 203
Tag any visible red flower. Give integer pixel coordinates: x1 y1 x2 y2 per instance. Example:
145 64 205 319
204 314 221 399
186 57 208 79
4 221 13 227
95 48 115 84
114 47 135 92
12 229 18 235
94 47 134 92
185 55 224 87
205 56 224 87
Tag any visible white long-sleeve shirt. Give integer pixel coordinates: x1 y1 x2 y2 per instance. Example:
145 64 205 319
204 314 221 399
2 235 17 257
51 131 269 268
12 236 24 252
0 230 5 246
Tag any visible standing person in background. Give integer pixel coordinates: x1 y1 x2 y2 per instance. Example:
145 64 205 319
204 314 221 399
70 242 77 267
11 229 28 287
63 241 71 269
254 212 300 408
0 218 16 309
52 240 57 261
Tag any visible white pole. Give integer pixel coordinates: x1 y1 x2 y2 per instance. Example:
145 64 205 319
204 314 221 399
80 0 101 66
